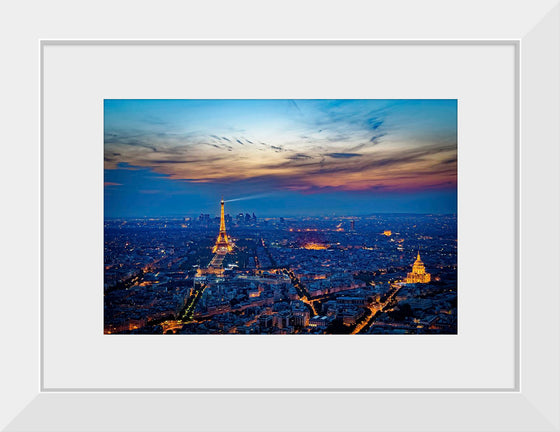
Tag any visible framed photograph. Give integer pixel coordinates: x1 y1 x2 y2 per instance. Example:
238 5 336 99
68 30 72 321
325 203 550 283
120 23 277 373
103 97 458 338
2 1 559 431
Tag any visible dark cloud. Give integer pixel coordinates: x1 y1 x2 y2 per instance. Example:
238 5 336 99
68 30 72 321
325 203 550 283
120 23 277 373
151 160 189 164
286 153 312 160
346 143 366 152
369 132 386 144
441 156 458 165
367 118 383 130
326 153 363 159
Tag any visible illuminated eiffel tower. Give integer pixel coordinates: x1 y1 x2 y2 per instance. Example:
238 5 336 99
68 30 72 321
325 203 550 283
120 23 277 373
212 198 233 253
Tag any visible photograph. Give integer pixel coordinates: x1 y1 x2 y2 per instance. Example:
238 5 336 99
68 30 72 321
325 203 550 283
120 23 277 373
104 99 458 335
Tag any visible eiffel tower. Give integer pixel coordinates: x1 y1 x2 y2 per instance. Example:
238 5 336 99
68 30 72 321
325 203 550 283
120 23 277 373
212 198 233 253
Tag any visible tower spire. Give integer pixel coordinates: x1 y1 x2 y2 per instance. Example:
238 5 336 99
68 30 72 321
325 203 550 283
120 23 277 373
219 198 226 232
213 197 233 253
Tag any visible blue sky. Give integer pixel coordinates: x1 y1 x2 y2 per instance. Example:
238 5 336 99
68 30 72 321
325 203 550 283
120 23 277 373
104 99 457 217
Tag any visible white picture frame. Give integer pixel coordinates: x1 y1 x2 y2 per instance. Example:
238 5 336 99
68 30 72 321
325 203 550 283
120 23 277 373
1 1 559 430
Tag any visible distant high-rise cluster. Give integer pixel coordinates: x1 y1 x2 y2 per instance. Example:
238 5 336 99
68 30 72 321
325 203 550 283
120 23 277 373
405 251 431 284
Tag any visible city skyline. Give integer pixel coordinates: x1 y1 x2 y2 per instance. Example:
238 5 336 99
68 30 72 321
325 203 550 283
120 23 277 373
104 99 457 217
105 212 457 335
104 99 457 335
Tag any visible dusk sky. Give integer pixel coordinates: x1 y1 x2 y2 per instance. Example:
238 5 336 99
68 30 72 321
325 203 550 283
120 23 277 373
104 99 457 217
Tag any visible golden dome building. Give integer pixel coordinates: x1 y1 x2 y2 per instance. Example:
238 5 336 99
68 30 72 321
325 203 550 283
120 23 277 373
405 251 431 284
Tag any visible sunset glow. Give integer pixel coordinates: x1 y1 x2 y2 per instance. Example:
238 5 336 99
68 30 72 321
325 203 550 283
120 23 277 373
104 99 457 216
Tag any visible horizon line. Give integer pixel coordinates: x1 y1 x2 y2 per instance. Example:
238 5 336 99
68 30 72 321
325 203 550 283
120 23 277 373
104 212 458 219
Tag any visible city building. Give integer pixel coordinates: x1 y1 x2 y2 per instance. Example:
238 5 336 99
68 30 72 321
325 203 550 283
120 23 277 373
292 309 310 327
405 251 431 284
309 315 329 328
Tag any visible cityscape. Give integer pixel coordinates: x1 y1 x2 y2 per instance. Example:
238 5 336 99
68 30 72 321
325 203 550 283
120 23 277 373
104 99 457 335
